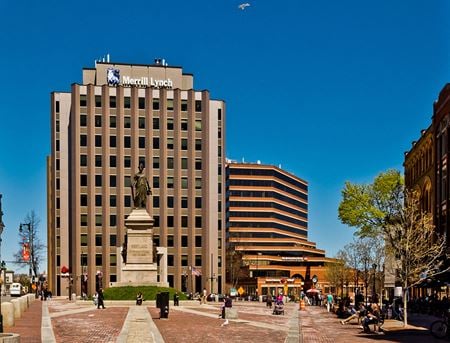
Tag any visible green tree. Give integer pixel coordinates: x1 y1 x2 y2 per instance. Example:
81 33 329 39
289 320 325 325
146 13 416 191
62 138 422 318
338 169 403 237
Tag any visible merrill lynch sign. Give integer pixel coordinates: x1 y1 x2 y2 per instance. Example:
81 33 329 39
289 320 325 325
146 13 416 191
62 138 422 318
107 68 173 88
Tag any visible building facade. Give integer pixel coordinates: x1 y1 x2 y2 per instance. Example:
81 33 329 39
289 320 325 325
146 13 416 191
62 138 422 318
48 59 226 296
226 161 334 297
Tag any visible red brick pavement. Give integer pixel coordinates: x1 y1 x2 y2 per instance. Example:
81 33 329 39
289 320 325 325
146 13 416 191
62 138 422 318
4 299 42 343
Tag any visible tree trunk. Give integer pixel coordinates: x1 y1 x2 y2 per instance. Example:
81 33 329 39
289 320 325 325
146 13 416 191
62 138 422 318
403 280 408 327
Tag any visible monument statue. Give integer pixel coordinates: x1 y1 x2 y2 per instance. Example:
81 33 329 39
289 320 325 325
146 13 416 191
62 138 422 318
131 162 152 208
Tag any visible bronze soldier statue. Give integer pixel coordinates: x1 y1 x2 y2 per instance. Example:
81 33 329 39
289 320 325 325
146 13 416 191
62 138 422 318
131 162 152 208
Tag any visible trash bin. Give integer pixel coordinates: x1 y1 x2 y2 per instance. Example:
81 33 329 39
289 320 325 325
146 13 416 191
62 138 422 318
159 292 169 318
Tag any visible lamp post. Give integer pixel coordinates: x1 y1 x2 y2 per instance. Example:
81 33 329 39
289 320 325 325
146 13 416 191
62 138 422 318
19 222 34 295
372 263 377 302
0 193 5 332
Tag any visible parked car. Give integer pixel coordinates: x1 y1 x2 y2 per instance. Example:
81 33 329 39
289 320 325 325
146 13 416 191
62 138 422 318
10 283 23 297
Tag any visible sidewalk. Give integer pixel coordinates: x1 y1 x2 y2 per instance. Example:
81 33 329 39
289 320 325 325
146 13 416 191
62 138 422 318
3 298 445 342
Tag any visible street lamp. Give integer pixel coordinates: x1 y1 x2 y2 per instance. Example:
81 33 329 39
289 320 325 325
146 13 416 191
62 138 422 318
0 193 5 332
19 222 34 295
372 263 377 303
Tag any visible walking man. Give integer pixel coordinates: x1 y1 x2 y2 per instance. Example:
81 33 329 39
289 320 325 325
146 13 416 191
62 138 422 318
97 288 106 309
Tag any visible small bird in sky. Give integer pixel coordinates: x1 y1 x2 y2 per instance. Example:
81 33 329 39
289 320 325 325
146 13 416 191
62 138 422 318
238 3 250 10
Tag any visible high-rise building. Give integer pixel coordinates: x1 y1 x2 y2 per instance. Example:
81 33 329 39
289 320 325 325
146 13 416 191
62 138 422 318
226 161 333 296
48 58 226 296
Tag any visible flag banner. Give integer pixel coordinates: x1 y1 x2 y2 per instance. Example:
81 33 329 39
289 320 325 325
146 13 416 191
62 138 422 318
191 266 201 276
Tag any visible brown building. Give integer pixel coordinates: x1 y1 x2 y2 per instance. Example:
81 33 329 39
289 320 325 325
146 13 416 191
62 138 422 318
48 58 226 296
226 161 334 296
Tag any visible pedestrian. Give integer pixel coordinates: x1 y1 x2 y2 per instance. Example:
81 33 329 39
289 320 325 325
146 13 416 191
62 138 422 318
136 292 143 305
327 293 333 312
174 292 179 306
202 288 207 304
97 288 106 309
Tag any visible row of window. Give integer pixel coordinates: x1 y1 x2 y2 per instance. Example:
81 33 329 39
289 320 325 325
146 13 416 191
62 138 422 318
79 134 205 151
228 168 308 192
228 201 307 219
229 211 307 228
80 115 205 132
80 214 204 227
81 233 203 248
228 190 307 210
80 95 203 113
228 180 307 201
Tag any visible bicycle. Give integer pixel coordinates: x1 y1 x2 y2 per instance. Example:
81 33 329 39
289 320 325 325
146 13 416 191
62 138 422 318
430 310 450 339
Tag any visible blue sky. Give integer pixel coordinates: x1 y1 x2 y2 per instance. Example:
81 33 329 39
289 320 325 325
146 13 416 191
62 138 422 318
0 1 449 273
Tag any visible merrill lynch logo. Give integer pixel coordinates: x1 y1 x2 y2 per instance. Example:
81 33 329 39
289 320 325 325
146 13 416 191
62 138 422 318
107 68 173 88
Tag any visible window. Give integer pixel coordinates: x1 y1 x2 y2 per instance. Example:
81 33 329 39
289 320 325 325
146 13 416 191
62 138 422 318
95 215 102 226
80 154 87 167
195 100 202 112
181 138 188 150
110 234 117 246
154 216 160 227
124 136 131 148
153 157 160 169
139 137 145 149
153 176 159 188
138 97 145 109
167 177 174 189
96 254 102 266
181 158 188 169
153 118 159 130
167 138 174 149
195 255 202 266
181 177 188 189
110 215 117 227
218 108 222 120
110 96 116 108
181 236 188 247
95 175 102 187
195 236 202 247
80 174 87 186
81 234 88 247
153 98 160 110
95 95 102 107
167 235 174 247
153 196 160 208
195 216 202 228
195 120 202 131
181 99 188 112
195 178 202 189
80 114 87 126
195 139 202 151
56 101 60 113
181 216 188 227
95 155 102 167
110 195 116 207
80 134 87 146
95 195 102 206
95 115 102 127
110 116 116 128
181 197 188 209
168 255 174 266
124 97 131 109
139 117 145 129
167 118 174 130
153 137 160 149
95 234 102 246
124 176 131 187
81 214 88 226
110 136 116 147
95 135 102 147
167 99 174 111
195 159 202 170
167 157 174 169
195 197 202 209
110 254 117 266
124 156 131 168
124 195 131 207
110 156 116 167
124 116 131 128
181 119 188 130
80 194 87 206
80 95 87 106
110 175 116 187
167 216 174 227
167 196 174 208
56 159 60 170
181 255 188 266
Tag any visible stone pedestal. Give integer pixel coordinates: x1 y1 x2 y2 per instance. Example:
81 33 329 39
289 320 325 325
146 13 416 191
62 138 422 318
115 208 158 286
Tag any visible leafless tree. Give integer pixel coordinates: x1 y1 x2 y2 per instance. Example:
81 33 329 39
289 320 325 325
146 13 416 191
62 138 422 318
385 191 449 326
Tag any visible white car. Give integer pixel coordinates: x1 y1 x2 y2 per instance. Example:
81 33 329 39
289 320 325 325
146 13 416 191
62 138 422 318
10 283 23 297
